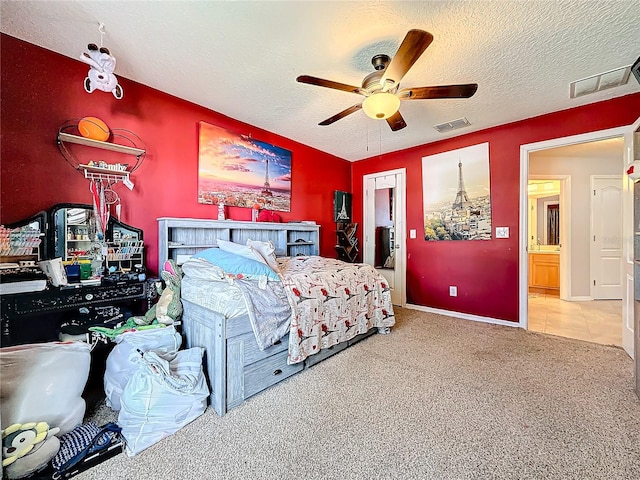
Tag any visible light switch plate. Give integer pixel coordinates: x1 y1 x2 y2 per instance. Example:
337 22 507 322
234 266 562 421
496 227 509 238
410 229 417 239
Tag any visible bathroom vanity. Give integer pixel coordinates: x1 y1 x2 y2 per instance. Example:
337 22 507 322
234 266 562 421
528 251 559 296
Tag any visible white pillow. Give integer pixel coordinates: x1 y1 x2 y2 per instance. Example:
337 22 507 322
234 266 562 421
246 239 280 274
216 239 269 267
181 258 226 281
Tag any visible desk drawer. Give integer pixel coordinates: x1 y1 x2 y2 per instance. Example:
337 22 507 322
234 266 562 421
243 351 303 399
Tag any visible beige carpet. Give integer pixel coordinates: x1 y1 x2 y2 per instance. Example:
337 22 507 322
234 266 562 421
79 308 640 480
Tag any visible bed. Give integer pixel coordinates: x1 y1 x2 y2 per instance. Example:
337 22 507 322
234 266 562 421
180 247 395 416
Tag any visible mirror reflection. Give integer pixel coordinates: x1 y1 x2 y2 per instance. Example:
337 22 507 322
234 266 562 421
528 180 560 249
50 204 144 276
374 187 395 269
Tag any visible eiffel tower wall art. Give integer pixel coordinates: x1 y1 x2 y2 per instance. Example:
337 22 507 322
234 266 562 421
197 122 292 212
421 142 491 241
334 190 352 222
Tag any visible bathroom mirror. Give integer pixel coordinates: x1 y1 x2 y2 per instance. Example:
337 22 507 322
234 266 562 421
528 181 560 248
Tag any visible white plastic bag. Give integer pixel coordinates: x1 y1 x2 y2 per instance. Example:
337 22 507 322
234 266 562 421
104 326 182 411
0 342 90 435
118 347 209 456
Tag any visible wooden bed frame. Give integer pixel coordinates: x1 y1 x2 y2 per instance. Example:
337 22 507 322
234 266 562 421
182 298 378 416
158 218 390 416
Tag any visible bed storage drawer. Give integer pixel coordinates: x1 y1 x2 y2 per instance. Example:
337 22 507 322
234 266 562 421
227 350 304 408
229 332 289 367
304 340 348 368
242 351 303 400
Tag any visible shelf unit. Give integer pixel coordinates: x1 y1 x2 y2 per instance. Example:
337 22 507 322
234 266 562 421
57 123 146 185
78 163 131 184
0 225 44 264
335 222 359 263
57 132 145 156
158 218 320 266
59 208 93 261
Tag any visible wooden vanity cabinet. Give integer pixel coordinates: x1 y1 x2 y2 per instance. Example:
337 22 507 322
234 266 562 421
528 253 560 296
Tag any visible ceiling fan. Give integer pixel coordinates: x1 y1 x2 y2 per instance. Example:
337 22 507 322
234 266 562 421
296 29 478 131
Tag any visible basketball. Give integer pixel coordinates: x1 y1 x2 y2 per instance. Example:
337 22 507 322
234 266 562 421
78 116 110 141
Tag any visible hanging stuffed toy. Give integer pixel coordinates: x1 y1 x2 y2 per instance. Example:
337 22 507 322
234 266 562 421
79 42 123 99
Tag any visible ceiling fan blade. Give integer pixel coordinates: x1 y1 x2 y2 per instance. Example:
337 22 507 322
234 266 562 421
386 110 407 131
297 75 362 95
381 29 434 87
318 104 363 126
399 84 479 100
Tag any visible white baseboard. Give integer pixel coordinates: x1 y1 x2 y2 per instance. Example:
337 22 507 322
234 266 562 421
404 303 520 328
567 296 593 301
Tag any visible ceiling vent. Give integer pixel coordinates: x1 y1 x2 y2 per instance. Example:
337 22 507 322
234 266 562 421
570 65 632 99
433 117 470 133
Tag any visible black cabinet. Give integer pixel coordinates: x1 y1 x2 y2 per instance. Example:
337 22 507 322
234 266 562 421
0 280 152 347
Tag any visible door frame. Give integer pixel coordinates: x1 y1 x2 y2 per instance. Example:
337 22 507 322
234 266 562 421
519 126 628 330
528 175 571 301
363 168 407 307
623 116 640 357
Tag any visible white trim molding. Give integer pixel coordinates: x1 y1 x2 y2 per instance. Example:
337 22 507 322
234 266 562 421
405 303 521 328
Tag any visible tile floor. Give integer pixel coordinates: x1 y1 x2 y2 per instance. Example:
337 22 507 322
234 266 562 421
528 294 622 347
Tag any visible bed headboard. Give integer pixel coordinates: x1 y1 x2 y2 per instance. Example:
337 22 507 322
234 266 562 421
157 218 319 266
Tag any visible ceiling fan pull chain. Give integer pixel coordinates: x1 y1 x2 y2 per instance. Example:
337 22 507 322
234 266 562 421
98 22 105 47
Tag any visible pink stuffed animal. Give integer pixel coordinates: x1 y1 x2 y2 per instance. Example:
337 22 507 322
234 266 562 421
79 43 123 99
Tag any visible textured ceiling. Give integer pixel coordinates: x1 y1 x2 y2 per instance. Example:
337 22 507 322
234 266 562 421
1 1 639 161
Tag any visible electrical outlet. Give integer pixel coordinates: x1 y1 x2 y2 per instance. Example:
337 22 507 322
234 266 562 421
449 286 457 297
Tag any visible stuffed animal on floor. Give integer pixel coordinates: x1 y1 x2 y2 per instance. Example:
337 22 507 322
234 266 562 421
131 260 183 326
2 422 60 479
79 43 123 99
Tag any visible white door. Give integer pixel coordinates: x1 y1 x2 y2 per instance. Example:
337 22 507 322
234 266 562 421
591 175 623 299
363 169 406 306
622 116 640 359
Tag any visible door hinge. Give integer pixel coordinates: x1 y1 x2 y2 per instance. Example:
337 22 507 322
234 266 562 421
593 279 596 286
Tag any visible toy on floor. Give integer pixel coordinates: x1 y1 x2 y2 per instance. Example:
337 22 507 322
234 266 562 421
131 260 183 326
79 43 123 99
2 422 60 479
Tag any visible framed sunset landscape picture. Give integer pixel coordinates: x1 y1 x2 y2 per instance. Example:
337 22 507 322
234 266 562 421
197 122 292 212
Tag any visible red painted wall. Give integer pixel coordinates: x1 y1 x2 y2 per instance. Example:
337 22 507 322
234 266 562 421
3 34 639 323
351 92 640 322
1 34 351 274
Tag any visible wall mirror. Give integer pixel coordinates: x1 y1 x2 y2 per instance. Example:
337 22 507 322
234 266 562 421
527 180 560 248
48 203 144 272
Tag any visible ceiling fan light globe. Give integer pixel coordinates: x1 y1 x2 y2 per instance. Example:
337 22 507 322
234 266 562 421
362 92 400 120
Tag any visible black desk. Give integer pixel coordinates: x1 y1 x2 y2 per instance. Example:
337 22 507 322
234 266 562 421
1 280 153 347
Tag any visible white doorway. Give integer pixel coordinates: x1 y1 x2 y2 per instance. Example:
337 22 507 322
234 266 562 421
519 127 630 354
363 168 406 306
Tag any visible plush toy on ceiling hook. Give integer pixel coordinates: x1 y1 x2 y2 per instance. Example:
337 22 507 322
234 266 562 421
79 43 123 99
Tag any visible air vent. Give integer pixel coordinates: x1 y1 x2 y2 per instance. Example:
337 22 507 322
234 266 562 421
433 117 471 133
570 65 632 99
